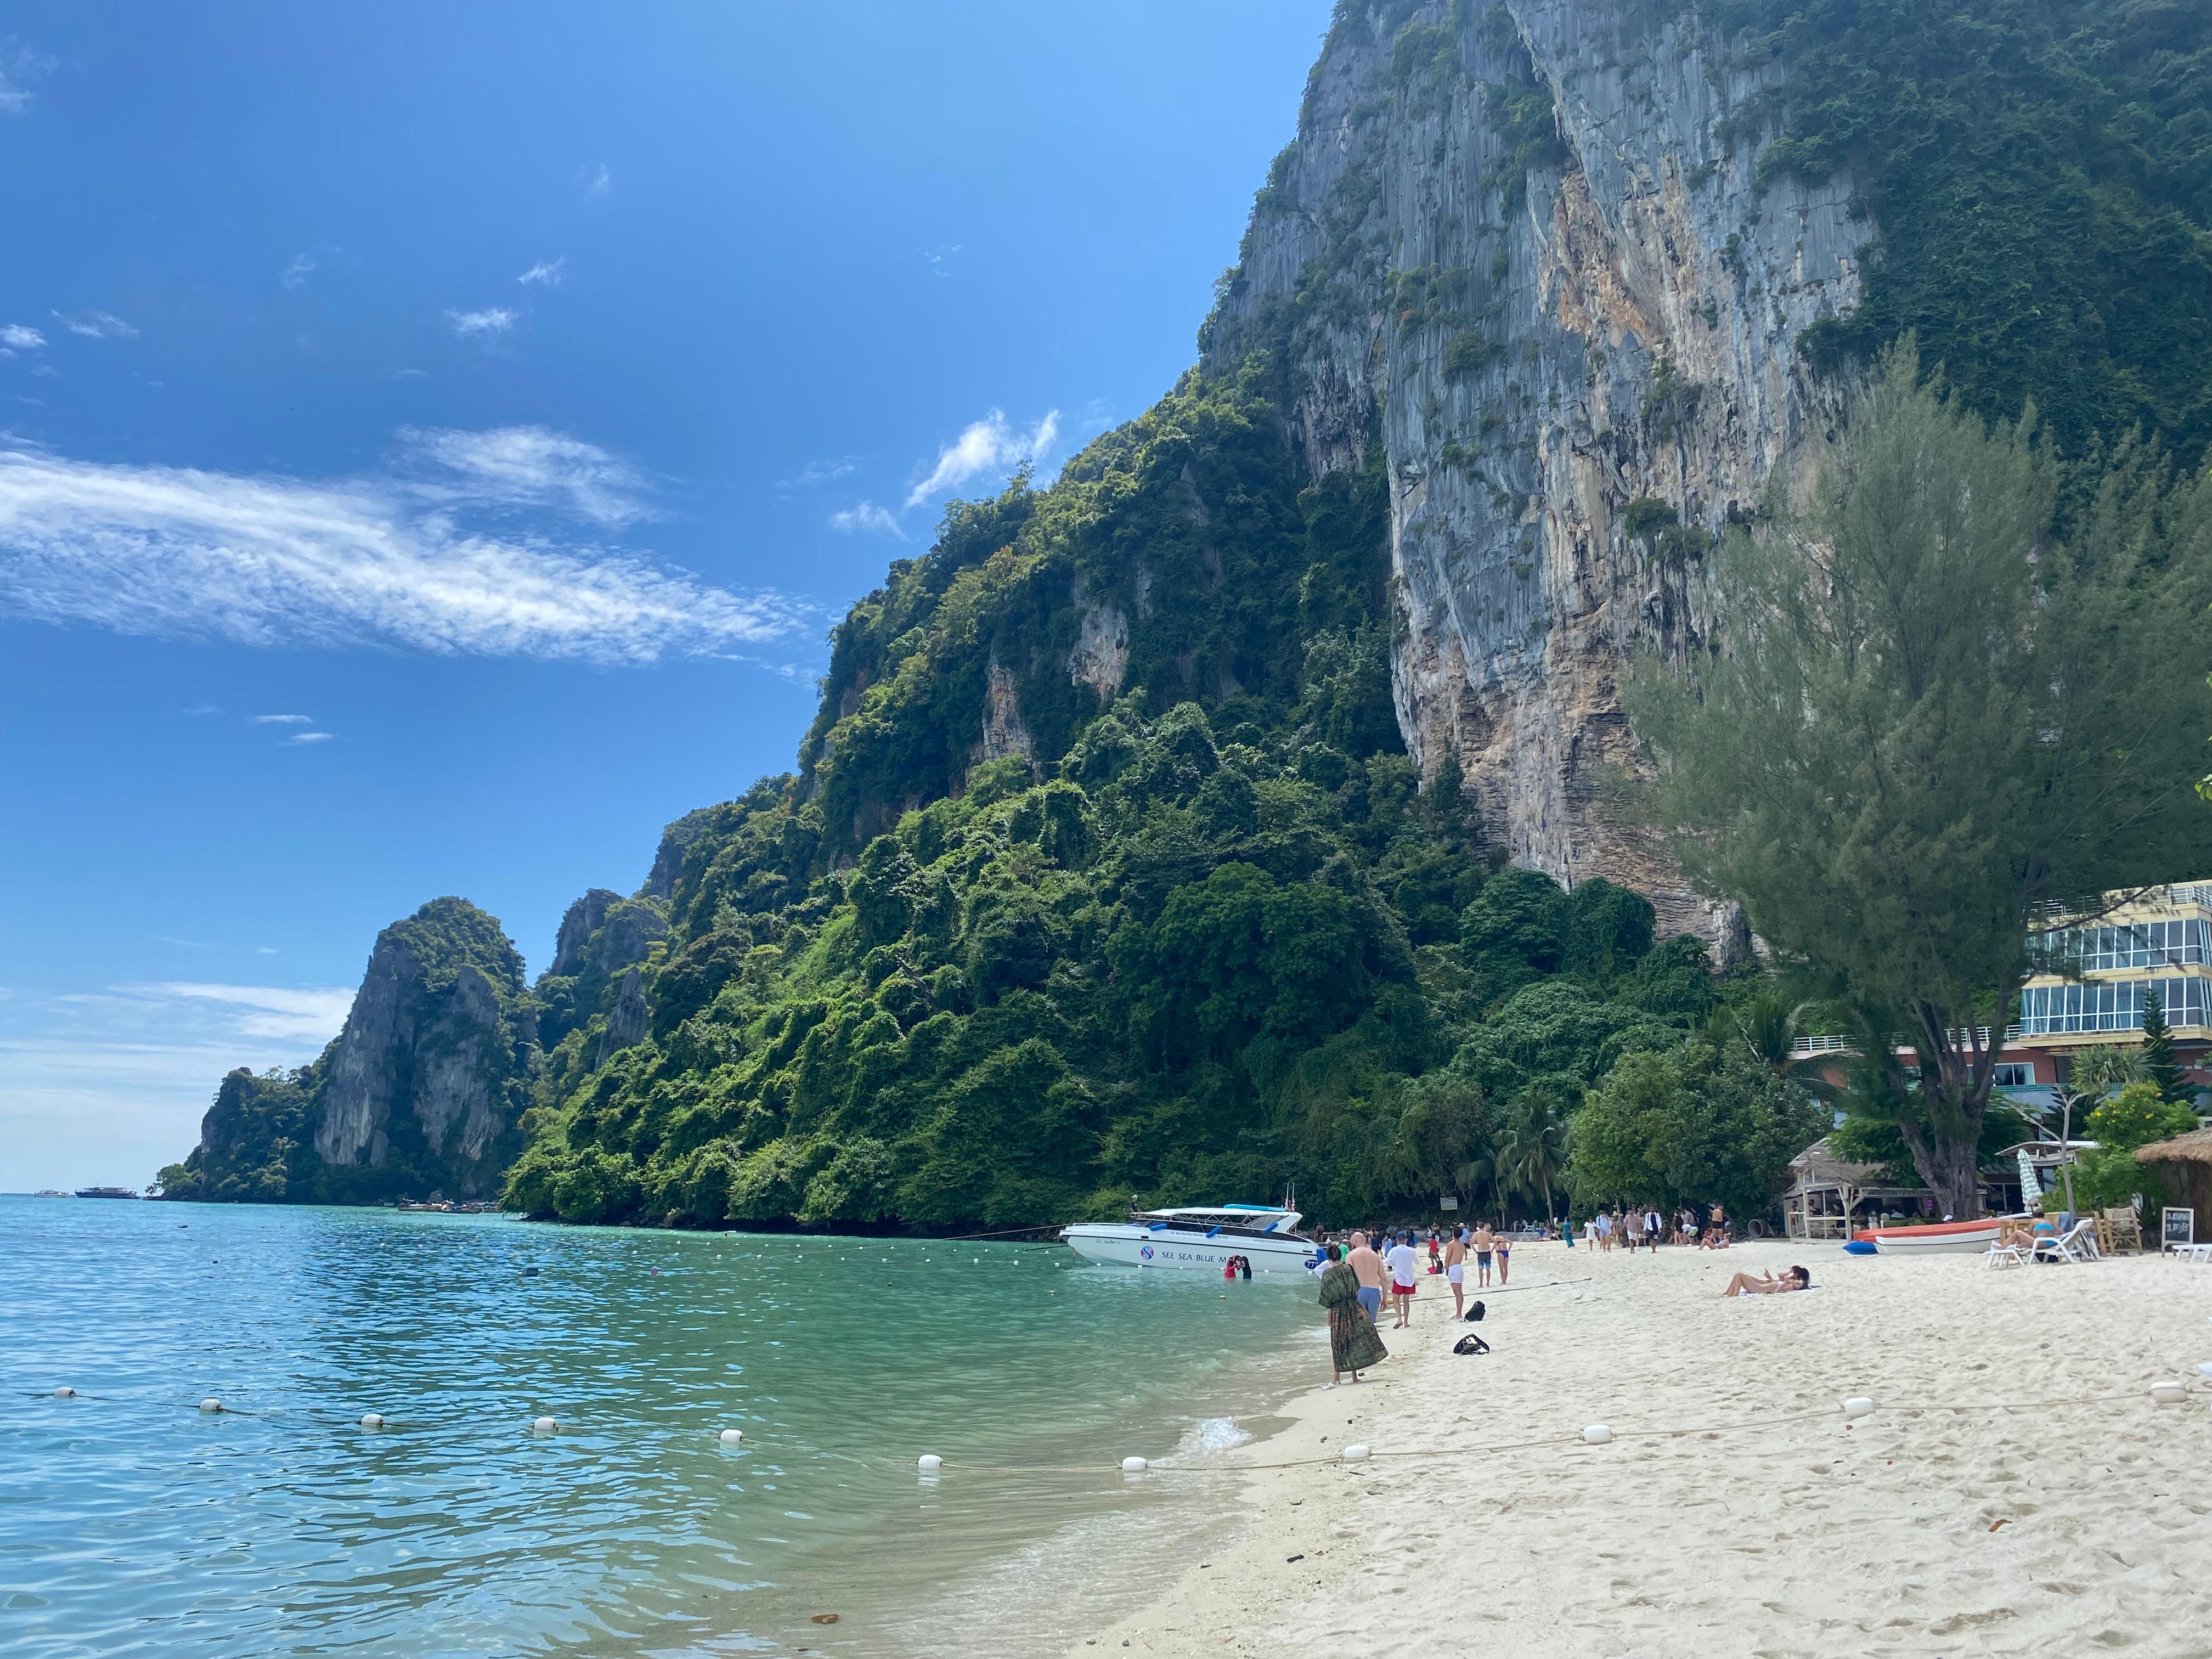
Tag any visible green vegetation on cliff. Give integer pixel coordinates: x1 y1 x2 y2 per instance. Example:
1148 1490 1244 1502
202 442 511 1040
1717 0 2212 461
504 359 1730 1231
159 899 535 1204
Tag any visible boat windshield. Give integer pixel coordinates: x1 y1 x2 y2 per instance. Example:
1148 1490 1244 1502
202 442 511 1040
1137 1207 1302 1232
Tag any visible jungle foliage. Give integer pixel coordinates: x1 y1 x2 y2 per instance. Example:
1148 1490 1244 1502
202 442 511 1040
504 357 1732 1233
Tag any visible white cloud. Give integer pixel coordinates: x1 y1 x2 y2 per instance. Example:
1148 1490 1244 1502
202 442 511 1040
922 244 963 278
0 979 352 1189
251 713 312 724
280 252 318 289
400 424 649 527
517 257 567 287
444 306 516 340
2 324 44 349
286 731 334 745
828 501 905 539
904 408 1060 508
133 981 355 1041
579 162 611 199
52 309 137 340
0 437 811 663
0 40 55 116
780 456 861 493
181 703 221 715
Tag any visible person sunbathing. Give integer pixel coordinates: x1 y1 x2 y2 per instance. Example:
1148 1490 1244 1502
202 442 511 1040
1721 1266 1810 1296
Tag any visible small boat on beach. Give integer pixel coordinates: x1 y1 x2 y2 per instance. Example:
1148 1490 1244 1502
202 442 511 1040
1062 1205 1321 1274
1864 1218 2004 1256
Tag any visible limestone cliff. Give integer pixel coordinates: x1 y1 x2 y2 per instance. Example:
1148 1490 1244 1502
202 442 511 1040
163 898 538 1203
1207 0 1859 945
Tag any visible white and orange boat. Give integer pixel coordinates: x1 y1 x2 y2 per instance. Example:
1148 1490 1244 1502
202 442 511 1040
1859 1218 2005 1256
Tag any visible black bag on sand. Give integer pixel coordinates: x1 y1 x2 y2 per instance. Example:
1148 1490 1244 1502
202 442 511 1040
1452 1333 1490 1355
1463 1300 1486 1322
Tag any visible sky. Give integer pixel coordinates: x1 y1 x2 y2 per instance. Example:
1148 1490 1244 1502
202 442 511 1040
0 1 1332 1192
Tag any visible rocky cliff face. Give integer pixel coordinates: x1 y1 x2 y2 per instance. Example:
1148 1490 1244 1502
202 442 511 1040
167 898 538 1203
1207 0 1859 945
308 898 538 1199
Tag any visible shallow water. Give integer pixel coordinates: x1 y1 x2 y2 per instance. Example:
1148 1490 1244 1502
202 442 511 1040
0 1197 1323 1657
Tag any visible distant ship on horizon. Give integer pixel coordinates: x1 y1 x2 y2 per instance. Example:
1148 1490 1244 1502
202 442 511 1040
73 1186 142 1200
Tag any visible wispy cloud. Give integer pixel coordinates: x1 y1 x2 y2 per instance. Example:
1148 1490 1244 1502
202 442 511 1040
0 39 55 116
0 436 811 663
922 244 963 278
2 324 44 350
517 257 567 287
400 424 649 527
444 306 516 340
131 981 355 1040
52 309 137 340
828 501 905 539
286 730 335 746
181 703 221 716
579 162 611 199
904 409 1059 508
251 713 312 725
777 456 862 494
280 252 318 289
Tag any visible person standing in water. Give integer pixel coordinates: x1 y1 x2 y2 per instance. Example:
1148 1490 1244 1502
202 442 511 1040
1347 1231 1386 1329
1316 1244 1387 1384
1442 1227 1468 1318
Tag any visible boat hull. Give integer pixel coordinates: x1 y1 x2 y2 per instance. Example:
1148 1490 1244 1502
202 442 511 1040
1870 1220 2003 1255
1061 1223 1321 1274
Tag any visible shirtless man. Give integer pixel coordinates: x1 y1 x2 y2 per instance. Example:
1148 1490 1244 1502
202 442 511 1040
1346 1231 1386 1330
1442 1227 1468 1317
1471 1221 1497 1289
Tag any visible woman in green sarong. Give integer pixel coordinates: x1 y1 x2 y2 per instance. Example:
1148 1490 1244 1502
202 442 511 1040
1316 1243 1386 1383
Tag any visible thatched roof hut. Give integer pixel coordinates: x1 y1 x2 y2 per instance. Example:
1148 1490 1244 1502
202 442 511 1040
2135 1126 2212 1243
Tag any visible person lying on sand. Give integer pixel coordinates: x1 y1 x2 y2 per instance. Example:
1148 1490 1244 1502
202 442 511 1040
1722 1266 1810 1297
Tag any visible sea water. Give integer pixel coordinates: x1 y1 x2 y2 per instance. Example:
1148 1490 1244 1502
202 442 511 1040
0 1196 1323 1656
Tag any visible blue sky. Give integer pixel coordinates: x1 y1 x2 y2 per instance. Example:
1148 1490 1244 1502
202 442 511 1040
0 1 1330 1190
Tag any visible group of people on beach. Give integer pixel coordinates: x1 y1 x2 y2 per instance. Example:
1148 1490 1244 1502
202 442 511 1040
1575 1203 1731 1251
1311 1222 1513 1384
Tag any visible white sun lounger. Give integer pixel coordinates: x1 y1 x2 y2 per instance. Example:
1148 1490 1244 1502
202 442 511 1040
2033 1220 2099 1264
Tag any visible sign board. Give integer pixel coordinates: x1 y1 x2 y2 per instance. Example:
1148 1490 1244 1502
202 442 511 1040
2163 1206 2195 1250
1440 1195 1459 1211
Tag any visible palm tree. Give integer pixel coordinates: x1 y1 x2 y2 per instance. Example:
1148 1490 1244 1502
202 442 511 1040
1494 1084 1570 1222
2068 1044 2146 1097
1714 982 1842 1104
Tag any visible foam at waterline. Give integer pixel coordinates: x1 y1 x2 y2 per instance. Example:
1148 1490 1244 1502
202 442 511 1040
1175 1415 1254 1458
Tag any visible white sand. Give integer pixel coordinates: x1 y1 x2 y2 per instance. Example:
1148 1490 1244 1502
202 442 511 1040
1073 1240 2212 1657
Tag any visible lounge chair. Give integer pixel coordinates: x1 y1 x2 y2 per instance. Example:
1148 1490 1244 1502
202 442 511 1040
1984 1240 2026 1269
2032 1220 2099 1263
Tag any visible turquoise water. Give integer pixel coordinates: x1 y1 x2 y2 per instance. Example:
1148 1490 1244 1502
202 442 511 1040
0 1197 1321 1657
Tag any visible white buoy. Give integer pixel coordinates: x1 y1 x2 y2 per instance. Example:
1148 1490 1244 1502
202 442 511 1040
533 1415 557 1433
2149 1380 2188 1404
200 1397 223 1414
359 1412 385 1430
1121 1455 1148 1472
1842 1396 1876 1419
720 1428 744 1446
918 1453 944 1471
1582 1424 1612 1444
53 1386 75 1398
1341 1443 1371 1462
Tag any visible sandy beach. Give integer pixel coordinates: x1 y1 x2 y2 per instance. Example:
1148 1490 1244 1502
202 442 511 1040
1074 1240 2212 1658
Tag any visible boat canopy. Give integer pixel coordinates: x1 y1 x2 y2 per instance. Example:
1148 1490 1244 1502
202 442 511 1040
1138 1206 1303 1233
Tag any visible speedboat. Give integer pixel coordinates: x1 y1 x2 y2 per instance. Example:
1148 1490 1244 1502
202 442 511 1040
1061 1204 1321 1273
1864 1218 2004 1255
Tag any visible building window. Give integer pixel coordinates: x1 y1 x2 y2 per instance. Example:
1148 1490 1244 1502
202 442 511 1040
2018 975 2210 1035
2034 917 2209 972
1993 1063 2034 1087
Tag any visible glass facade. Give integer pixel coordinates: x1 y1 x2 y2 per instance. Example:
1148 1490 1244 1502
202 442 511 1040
2033 917 2209 971
2018 975 2210 1035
